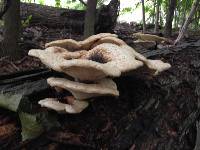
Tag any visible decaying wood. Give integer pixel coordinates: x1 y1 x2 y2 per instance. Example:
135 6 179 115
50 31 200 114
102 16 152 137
20 1 120 34
0 37 200 149
20 3 85 32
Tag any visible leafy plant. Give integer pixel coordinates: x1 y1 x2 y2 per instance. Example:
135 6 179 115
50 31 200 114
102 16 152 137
38 0 44 5
55 0 61 7
19 112 44 141
120 7 133 15
21 15 32 28
0 79 60 141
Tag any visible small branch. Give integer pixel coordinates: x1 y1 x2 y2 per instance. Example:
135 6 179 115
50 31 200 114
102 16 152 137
174 0 200 45
79 0 87 6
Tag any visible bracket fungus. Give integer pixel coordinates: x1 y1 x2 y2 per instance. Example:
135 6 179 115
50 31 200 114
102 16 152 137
132 32 173 44
28 33 171 114
47 77 119 100
38 98 89 114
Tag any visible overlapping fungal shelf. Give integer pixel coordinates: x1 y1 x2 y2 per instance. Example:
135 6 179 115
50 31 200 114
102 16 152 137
28 33 171 114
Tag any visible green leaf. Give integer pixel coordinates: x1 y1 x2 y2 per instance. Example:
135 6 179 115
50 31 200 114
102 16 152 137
0 94 22 112
19 112 44 141
0 77 59 141
19 111 60 141
120 7 133 15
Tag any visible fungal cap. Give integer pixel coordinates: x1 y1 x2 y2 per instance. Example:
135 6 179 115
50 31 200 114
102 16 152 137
47 77 119 100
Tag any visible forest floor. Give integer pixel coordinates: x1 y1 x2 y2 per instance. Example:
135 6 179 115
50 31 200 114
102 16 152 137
0 23 200 150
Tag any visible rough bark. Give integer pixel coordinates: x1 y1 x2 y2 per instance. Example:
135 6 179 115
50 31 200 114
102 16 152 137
154 1 160 33
174 0 200 44
164 0 177 37
1 0 21 60
141 0 146 33
84 0 97 38
96 0 120 33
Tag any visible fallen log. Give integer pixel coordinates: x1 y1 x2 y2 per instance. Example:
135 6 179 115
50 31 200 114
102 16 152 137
20 1 120 33
20 3 84 33
0 39 199 149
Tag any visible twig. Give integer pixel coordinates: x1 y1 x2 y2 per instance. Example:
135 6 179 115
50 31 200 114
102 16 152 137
3 60 20 71
178 109 200 141
0 56 9 61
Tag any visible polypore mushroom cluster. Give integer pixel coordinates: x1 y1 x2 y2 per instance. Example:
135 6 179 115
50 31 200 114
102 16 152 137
28 33 171 114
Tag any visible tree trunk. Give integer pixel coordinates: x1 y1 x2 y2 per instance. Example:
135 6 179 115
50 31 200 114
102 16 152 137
84 0 97 38
154 1 160 33
141 0 146 33
174 0 200 44
152 0 156 24
194 11 199 29
180 0 187 29
174 7 177 29
1 0 21 60
176 8 180 29
159 6 162 26
96 0 120 33
164 0 177 37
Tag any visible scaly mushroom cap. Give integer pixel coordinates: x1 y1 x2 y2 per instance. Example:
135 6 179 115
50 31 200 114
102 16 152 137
29 46 121 81
28 47 65 72
90 36 126 49
79 33 118 50
45 33 117 51
59 43 145 80
28 46 85 71
29 34 171 81
85 43 144 73
47 77 119 100
45 39 81 51
144 59 171 75
121 44 171 75
38 98 89 114
132 32 173 44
